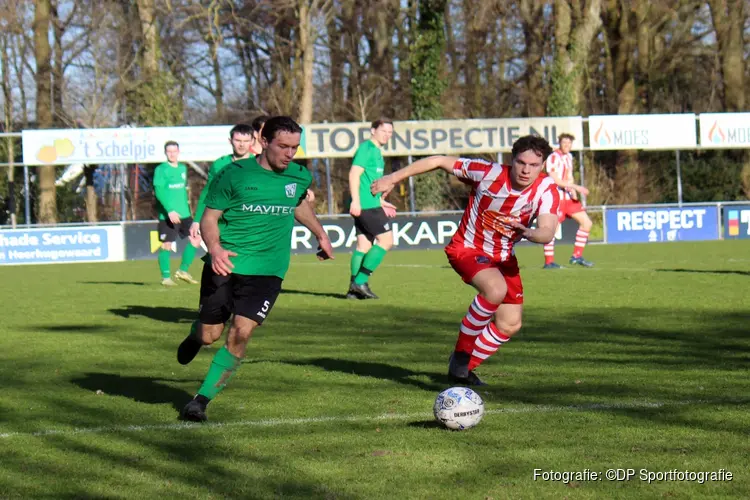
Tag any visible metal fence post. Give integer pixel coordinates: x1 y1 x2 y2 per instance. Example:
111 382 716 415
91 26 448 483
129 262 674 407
325 158 333 215
601 205 608 244
407 155 416 213
676 150 683 207
23 164 30 226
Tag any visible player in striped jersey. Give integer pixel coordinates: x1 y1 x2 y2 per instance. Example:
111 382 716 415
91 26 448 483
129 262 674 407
371 135 560 385
543 133 593 268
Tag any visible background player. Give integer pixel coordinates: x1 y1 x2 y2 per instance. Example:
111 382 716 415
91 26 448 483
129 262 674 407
153 141 202 286
347 118 397 299
543 133 593 268
371 135 560 385
248 115 268 155
190 123 256 239
178 116 334 422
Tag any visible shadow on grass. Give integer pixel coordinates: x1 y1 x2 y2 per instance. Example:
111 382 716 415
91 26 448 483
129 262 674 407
656 268 750 277
281 288 350 300
26 324 118 333
282 357 450 392
78 281 148 286
407 420 444 430
109 305 195 323
71 372 195 413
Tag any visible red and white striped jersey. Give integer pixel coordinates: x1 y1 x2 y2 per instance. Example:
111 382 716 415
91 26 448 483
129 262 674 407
449 158 561 262
545 149 574 200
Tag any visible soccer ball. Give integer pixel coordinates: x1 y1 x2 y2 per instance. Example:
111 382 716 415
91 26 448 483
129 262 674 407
433 387 485 430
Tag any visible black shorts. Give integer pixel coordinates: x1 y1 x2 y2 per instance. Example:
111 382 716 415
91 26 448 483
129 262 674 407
198 262 282 326
158 217 194 243
353 208 391 241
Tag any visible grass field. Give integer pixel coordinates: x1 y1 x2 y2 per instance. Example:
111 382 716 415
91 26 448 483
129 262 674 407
1 240 749 499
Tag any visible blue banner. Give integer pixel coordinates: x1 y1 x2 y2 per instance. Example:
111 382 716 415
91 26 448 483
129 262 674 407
0 226 124 265
724 205 750 239
605 206 719 244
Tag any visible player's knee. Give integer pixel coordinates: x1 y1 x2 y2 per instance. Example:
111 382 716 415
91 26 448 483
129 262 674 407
200 324 223 344
376 234 393 250
496 318 522 336
482 285 507 305
228 323 255 344
580 217 593 232
161 242 173 251
356 239 372 253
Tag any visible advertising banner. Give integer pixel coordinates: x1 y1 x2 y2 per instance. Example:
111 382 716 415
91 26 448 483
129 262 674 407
22 126 234 166
699 113 750 149
589 114 697 150
124 215 587 259
22 117 584 165
0 225 125 265
723 205 750 239
604 206 719 243
299 117 584 158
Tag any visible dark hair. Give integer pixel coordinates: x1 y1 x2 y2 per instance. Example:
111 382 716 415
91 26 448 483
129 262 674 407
261 116 303 143
229 124 253 138
511 135 553 161
164 140 179 151
558 133 575 143
252 115 270 133
371 118 393 130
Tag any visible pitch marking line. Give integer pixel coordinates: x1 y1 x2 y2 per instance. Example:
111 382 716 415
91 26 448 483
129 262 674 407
0 400 714 440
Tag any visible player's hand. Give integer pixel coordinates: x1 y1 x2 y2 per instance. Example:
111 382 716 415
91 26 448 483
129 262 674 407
577 186 589 197
349 200 362 217
569 189 579 201
189 221 201 239
315 234 334 261
371 175 396 198
381 200 397 218
306 189 316 203
504 219 532 239
168 211 181 224
209 245 236 276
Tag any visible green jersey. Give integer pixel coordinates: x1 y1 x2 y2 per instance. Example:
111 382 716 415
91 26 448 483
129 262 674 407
153 162 191 220
351 140 385 209
194 154 235 222
204 157 312 278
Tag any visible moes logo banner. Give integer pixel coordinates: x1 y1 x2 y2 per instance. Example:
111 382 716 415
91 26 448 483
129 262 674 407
723 206 750 239
605 206 719 243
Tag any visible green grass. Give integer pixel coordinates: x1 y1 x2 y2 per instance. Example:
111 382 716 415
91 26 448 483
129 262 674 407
1 240 749 499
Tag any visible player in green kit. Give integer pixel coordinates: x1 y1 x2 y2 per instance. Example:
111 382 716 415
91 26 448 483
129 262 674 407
189 123 257 240
178 116 334 422
153 141 202 286
347 118 397 299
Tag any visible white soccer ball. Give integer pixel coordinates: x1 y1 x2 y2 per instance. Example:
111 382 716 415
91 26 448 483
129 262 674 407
433 387 485 430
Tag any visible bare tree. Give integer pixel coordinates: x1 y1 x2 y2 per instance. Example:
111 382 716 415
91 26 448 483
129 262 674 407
34 0 57 224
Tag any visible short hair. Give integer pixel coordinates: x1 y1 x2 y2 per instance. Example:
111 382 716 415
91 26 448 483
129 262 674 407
229 124 253 138
558 133 575 143
261 116 303 143
371 118 393 130
252 115 270 133
164 140 179 151
511 135 553 162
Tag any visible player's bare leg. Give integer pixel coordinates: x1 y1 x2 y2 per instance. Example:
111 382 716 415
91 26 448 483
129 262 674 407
569 211 594 267
181 315 258 422
350 231 393 299
177 322 224 365
467 304 523 377
448 268 507 385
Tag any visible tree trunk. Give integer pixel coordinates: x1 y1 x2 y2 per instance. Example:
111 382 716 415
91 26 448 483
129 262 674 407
708 0 745 111
136 0 159 78
548 0 603 116
211 42 225 121
297 0 315 124
1 33 16 227
34 0 57 224
411 0 447 210
50 0 65 126
520 0 547 116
